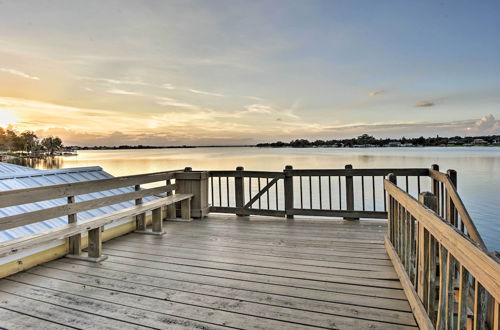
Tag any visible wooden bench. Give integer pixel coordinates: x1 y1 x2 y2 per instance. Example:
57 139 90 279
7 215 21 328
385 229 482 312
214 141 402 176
0 193 193 262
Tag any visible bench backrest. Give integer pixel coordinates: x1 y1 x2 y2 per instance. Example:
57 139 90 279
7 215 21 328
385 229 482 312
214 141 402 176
0 170 179 236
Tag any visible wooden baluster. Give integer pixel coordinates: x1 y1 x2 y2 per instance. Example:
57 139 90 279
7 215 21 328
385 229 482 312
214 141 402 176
493 300 499 330
410 214 416 285
328 176 332 210
431 164 440 214
248 177 252 208
299 176 303 209
372 176 376 211
473 281 487 330
284 165 294 219
429 235 438 323
338 176 342 209
361 176 365 211
257 177 261 209
458 265 470 330
418 192 437 308
210 176 214 207
67 196 81 256
436 243 449 330
226 177 230 207
406 176 409 193
275 178 279 210
388 174 397 241
218 177 222 207
235 167 245 216
319 176 322 210
309 176 312 209
266 178 270 210
446 252 455 329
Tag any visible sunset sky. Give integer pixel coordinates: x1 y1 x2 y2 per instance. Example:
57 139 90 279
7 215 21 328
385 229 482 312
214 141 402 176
0 0 499 146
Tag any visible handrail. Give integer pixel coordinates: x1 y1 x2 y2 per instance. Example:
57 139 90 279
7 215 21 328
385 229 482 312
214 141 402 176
208 165 429 220
385 178 499 330
429 168 486 250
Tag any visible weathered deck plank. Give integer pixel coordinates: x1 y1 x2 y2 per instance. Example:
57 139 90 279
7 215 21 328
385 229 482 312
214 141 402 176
0 215 418 329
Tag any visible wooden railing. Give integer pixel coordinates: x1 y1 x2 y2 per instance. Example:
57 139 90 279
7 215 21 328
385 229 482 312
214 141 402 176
209 165 430 220
0 170 179 257
428 164 486 250
385 175 499 330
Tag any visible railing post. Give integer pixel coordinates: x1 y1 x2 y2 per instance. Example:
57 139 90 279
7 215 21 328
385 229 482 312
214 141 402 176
67 196 81 255
430 163 439 198
135 184 146 231
387 173 397 240
344 164 358 220
446 169 457 226
235 166 245 216
175 167 209 218
284 165 294 219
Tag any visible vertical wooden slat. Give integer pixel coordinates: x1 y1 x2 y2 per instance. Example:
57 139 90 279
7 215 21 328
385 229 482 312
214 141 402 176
226 177 230 207
300 176 303 209
166 179 176 219
275 178 279 210
67 195 81 255
345 165 354 216
474 281 487 330
406 176 409 193
257 177 261 209
410 214 416 285
458 265 470 330
445 251 455 330
361 176 365 211
248 177 252 209
493 300 499 330
135 184 146 231
372 176 376 211
418 176 421 195
328 176 332 210
309 176 313 209
319 176 323 210
429 235 438 323
436 244 449 330
338 176 342 209
218 177 222 207
210 176 214 206
266 177 270 210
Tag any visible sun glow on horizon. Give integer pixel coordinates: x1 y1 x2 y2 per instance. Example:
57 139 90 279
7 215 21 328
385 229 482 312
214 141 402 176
0 108 19 128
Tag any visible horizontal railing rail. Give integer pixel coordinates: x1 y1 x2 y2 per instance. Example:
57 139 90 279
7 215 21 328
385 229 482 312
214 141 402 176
428 164 486 249
208 165 430 220
385 176 499 330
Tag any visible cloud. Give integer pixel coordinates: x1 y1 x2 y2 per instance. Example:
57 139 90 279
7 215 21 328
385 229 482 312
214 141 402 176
106 89 140 95
155 97 201 110
244 104 273 114
80 77 148 86
188 89 224 97
162 83 175 90
0 68 40 80
467 114 499 134
415 100 435 107
368 90 384 97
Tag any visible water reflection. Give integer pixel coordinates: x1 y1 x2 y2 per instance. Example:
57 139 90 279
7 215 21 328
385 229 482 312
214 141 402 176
7 156 64 169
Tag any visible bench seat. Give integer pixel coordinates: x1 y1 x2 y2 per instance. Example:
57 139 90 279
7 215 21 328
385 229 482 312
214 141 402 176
0 193 193 260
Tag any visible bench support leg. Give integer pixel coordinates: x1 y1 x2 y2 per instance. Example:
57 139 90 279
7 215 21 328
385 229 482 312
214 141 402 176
135 208 166 235
68 233 81 255
67 227 107 262
166 203 176 220
181 198 192 221
136 213 146 231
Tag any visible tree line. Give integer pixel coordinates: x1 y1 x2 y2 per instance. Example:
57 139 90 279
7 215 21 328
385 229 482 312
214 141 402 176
256 134 500 148
0 127 63 155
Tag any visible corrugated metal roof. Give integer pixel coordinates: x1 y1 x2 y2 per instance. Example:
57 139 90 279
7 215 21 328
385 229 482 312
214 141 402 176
0 165 157 242
0 162 41 174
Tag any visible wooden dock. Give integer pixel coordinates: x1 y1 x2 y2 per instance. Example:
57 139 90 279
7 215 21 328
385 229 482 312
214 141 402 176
1 165 498 329
0 215 418 329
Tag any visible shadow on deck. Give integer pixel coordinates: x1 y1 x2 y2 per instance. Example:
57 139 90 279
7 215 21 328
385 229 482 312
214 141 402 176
0 215 418 329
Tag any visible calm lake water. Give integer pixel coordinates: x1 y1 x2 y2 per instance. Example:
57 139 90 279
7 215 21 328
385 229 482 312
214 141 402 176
13 147 500 251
